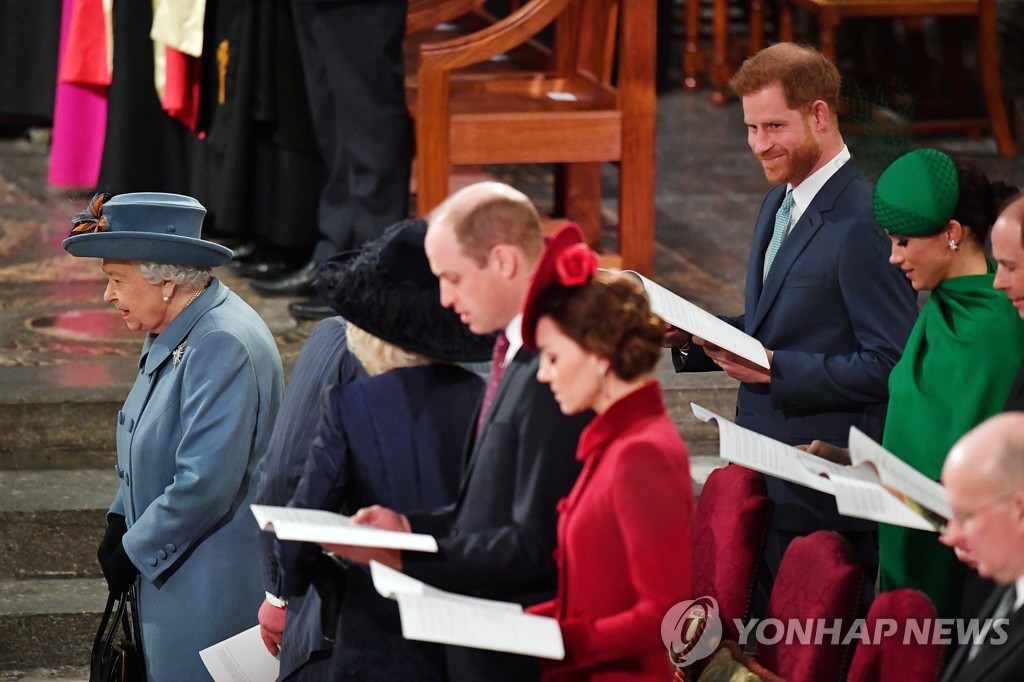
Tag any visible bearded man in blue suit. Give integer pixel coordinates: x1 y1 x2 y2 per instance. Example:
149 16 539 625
667 43 918 610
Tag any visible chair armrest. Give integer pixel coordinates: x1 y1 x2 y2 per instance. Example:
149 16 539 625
418 0 571 73
406 0 484 36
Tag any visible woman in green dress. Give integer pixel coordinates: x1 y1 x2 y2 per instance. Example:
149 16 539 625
871 149 1024 618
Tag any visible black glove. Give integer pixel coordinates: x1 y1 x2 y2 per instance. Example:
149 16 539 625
97 514 128 566
101 541 139 594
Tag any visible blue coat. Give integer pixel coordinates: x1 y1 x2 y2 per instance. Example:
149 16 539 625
112 279 284 681
281 363 484 680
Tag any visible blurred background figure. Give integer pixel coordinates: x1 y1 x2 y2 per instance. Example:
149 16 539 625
250 0 413 323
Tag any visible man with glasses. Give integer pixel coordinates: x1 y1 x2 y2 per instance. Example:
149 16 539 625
939 412 1024 681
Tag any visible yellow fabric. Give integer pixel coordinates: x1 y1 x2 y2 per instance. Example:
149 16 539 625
698 648 763 682
151 0 206 57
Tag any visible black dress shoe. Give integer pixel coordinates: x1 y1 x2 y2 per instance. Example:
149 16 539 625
288 297 336 322
250 260 318 297
226 255 298 280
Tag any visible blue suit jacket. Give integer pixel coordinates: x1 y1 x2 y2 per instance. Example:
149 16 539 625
254 316 367 680
676 162 917 531
403 350 591 682
281 363 485 679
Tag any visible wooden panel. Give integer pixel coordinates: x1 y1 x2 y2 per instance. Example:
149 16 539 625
449 112 622 163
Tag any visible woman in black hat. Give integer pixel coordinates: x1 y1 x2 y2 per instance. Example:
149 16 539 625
62 192 284 681
275 218 493 680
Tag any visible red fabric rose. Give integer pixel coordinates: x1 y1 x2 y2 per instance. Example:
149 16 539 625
555 243 599 286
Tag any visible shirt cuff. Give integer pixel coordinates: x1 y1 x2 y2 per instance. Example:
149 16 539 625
265 591 288 608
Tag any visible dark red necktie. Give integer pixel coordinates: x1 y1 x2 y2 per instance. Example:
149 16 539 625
476 332 510 436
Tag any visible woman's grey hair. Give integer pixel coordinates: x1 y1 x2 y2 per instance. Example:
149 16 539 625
139 262 212 290
345 321 432 377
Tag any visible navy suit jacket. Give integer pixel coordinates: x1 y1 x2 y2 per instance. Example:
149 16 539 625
676 161 917 531
941 583 1024 682
404 349 591 682
254 316 367 680
281 363 484 679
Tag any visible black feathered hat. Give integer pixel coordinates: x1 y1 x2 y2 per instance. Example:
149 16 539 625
313 218 496 363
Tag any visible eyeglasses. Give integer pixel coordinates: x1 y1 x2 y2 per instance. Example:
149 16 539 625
947 488 1022 528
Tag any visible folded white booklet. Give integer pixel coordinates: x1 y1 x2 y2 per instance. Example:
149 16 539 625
370 561 565 660
250 504 439 552
621 270 769 369
200 625 280 682
691 403 949 532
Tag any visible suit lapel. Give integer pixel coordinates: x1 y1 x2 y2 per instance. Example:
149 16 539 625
943 585 1024 682
748 163 861 335
454 353 529 504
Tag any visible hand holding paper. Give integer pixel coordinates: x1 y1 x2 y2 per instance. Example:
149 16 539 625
369 561 565 660
622 270 769 369
250 504 437 553
691 403 948 532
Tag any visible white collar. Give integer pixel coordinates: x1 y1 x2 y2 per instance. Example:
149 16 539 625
503 314 523 366
788 145 851 221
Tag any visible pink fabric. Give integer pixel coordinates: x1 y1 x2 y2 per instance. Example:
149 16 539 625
690 465 773 641
49 0 107 189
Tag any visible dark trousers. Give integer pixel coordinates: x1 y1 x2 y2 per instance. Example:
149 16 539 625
291 0 412 259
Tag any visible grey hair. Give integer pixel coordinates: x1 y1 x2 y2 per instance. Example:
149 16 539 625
139 262 212 289
345 322 432 377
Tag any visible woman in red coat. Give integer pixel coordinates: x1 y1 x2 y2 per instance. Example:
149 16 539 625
522 224 695 680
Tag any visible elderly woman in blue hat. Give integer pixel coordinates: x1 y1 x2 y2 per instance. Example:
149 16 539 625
63 193 284 680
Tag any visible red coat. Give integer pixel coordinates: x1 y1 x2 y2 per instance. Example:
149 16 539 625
528 380 694 680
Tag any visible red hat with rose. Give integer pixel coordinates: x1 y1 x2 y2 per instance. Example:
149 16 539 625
521 222 600 350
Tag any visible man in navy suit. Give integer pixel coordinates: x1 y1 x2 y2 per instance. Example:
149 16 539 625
667 43 917 609
940 413 1024 682
325 182 590 681
255 317 367 680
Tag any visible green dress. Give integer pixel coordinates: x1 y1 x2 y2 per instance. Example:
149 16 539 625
879 266 1024 618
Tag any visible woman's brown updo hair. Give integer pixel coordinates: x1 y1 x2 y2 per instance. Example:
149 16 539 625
533 270 663 380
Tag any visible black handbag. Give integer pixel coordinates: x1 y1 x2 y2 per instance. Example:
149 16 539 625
90 585 147 682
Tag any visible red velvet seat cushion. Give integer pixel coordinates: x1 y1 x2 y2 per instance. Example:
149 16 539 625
691 465 773 640
846 588 947 682
758 531 864 682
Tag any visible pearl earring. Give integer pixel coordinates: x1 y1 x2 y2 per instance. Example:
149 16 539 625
948 239 959 252
162 295 170 303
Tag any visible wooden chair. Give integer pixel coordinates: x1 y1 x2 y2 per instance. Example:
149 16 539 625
683 0 770 104
777 0 1017 157
410 0 657 273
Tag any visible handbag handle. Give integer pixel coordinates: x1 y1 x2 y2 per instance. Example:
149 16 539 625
92 591 129 664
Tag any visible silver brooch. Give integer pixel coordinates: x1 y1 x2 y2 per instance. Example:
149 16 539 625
172 341 187 368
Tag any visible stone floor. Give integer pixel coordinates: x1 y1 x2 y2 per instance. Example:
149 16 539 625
0 89 1021 679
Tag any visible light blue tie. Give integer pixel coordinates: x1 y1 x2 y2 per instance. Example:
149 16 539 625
763 190 794 282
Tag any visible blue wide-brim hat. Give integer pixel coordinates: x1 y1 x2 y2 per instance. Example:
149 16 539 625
62 192 233 267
